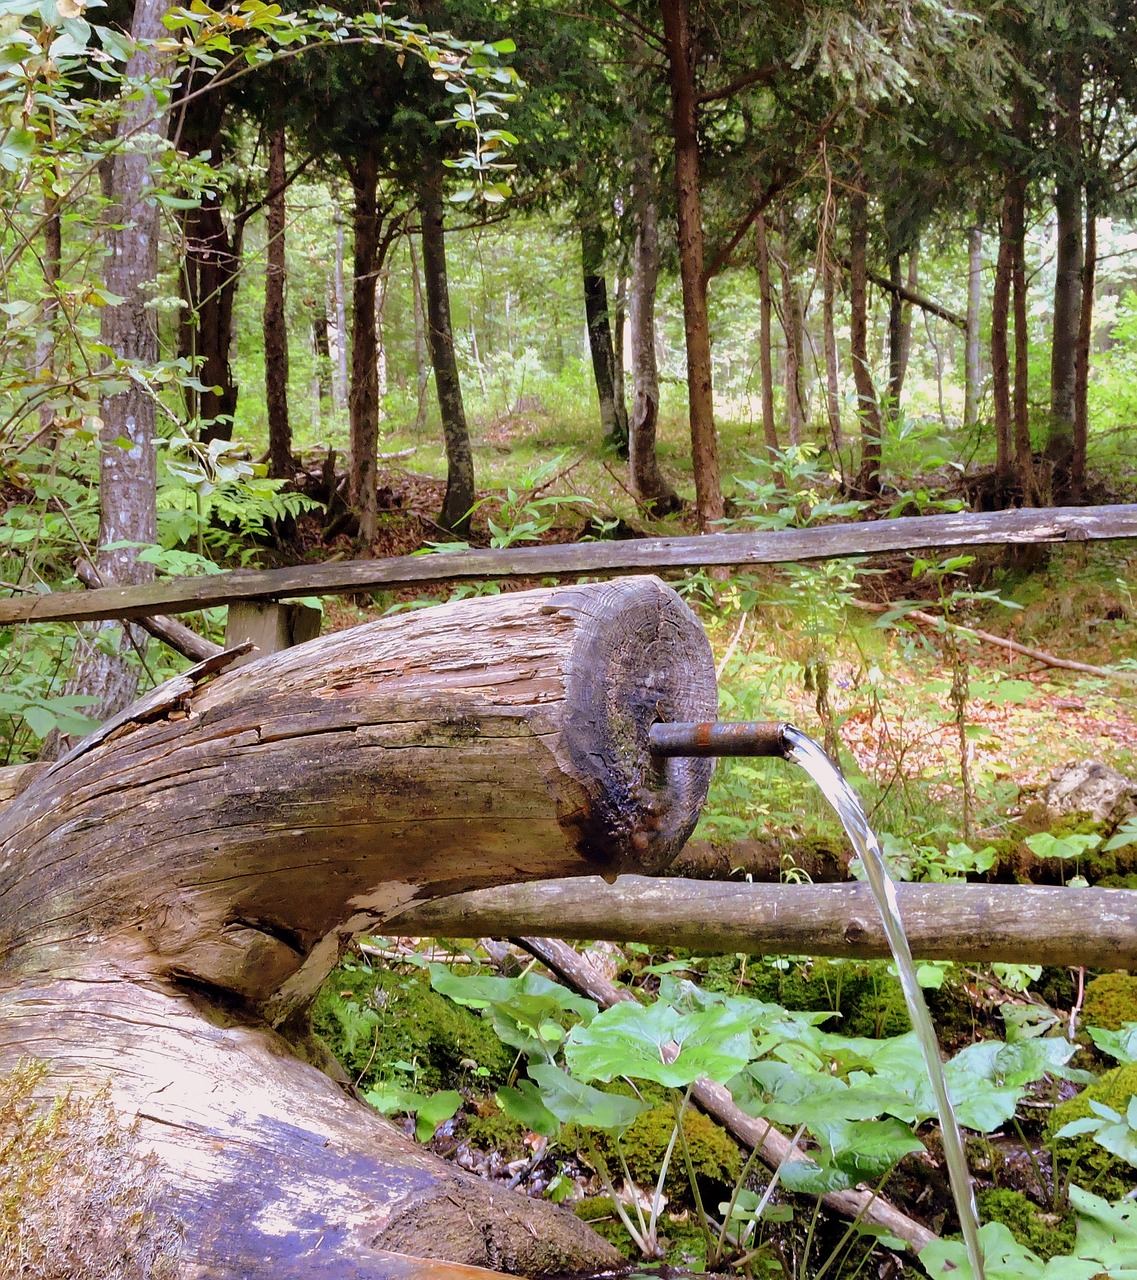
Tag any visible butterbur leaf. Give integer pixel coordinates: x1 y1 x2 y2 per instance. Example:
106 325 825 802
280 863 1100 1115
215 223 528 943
778 1159 854 1194
565 999 754 1088
496 1079 559 1137
526 1063 648 1134
1069 1186 1137 1270
814 1117 925 1177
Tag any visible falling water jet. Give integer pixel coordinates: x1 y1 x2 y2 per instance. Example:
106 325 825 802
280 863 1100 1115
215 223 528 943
649 721 986 1280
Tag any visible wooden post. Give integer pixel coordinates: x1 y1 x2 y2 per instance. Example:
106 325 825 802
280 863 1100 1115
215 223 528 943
223 599 322 667
0 576 714 1278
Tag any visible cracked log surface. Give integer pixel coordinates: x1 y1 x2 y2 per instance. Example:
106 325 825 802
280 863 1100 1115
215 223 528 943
0 576 716 1278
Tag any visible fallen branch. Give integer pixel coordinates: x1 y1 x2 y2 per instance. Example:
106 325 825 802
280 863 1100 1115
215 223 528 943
76 558 222 663
855 598 1137 686
513 936 936 1256
391 875 1137 969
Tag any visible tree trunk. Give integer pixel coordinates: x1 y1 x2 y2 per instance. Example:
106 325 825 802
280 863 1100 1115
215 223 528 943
612 272 628 427
1072 201 1096 501
964 226 982 431
779 211 805 446
1047 66 1083 502
850 180 882 497
1011 172 1034 504
33 183 61 429
822 254 841 455
659 0 723 528
629 175 681 515
419 170 475 535
71 0 171 729
898 247 918 390
0 578 713 1277
992 190 1014 490
886 253 903 419
755 213 779 454
409 229 430 432
265 128 292 481
581 222 629 457
178 91 241 445
331 185 349 413
348 152 381 543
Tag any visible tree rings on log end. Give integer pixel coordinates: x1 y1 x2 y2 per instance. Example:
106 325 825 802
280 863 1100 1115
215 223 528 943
546 576 716 876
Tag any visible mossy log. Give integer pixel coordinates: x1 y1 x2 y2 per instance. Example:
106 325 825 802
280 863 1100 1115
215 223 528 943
0 577 715 1279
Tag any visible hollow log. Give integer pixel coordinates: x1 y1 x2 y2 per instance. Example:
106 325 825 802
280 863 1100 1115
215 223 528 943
0 577 716 1278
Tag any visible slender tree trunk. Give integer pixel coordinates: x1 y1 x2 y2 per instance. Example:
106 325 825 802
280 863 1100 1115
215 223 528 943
264 128 292 481
822 254 841 454
629 177 680 515
886 253 903 419
1072 201 1096 501
177 94 240 443
660 0 723 528
779 212 804 447
612 272 627 428
1047 66 1083 502
331 186 349 413
964 226 982 430
374 261 389 419
408 230 430 432
992 193 1014 488
68 0 171 734
33 187 61 429
347 152 380 543
850 179 882 497
312 308 330 404
419 170 474 535
581 222 628 457
898 246 918 390
1010 172 1034 504
755 213 779 454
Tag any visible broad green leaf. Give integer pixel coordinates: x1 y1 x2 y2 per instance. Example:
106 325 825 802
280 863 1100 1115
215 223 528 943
778 1159 854 1194
814 1117 925 1177
564 999 755 1088
496 1078 559 1137
526 1063 649 1134
414 1090 461 1143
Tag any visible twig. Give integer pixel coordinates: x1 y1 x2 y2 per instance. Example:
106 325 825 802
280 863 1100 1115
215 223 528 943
854 598 1137 686
716 611 749 679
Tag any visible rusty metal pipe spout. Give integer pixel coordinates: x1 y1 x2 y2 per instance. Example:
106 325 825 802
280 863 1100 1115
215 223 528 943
647 721 790 759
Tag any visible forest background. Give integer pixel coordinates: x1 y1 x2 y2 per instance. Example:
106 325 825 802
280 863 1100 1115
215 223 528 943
4 0 1137 1274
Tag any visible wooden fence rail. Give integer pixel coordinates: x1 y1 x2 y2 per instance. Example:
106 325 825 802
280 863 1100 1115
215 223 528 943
3 504 1135 626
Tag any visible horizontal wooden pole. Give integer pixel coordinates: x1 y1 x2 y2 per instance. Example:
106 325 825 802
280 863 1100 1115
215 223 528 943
2 505 1134 625
389 875 1137 969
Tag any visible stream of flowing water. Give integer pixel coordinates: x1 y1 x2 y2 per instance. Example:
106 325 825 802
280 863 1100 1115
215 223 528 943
781 725 986 1280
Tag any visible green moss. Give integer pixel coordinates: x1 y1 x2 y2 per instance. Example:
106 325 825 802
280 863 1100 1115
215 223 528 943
311 961 514 1093
1047 1062 1137 1201
976 1188 1075 1260
577 1105 741 1207
571 1195 710 1267
1083 974 1137 1032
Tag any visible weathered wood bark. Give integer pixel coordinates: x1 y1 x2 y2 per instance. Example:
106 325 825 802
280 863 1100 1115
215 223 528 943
0 578 715 1277
581 222 629 458
628 161 680 514
660 0 723 528
5 504 1136 626
419 171 475 536
394 876 1137 970
964 226 982 430
265 128 293 481
1011 172 1034 504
